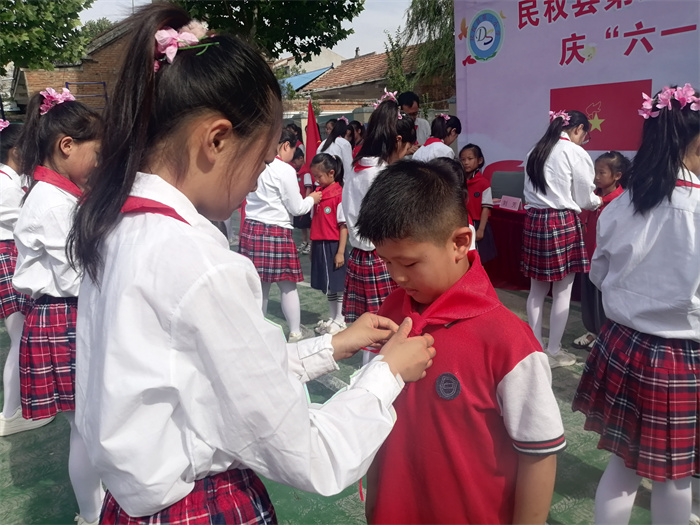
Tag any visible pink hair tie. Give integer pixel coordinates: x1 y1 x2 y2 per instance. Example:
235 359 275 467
39 87 75 115
338 116 349 124
549 110 570 125
154 20 217 72
437 113 450 121
0 119 9 131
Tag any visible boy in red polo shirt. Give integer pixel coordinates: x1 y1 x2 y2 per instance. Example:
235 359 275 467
357 160 566 524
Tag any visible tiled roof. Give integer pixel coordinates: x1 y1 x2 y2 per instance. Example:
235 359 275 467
303 45 418 92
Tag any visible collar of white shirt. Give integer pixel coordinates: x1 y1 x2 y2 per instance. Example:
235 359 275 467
130 172 228 248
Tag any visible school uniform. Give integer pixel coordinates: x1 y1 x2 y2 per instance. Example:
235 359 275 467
0 163 31 318
75 172 406 521
318 137 353 178
292 169 313 230
12 167 82 420
521 133 601 282
342 157 397 322
466 170 497 264
310 182 346 294
415 117 431 146
411 138 455 162
572 169 700 481
241 157 314 283
371 251 566 524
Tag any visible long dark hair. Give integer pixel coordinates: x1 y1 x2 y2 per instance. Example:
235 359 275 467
349 120 364 147
0 123 23 165
354 100 416 165
311 152 344 187
17 94 101 184
526 110 590 194
430 114 462 139
629 86 700 214
69 3 281 283
321 119 348 151
286 122 302 144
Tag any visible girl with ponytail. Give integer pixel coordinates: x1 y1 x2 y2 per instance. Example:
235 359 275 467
521 109 600 368
68 4 435 523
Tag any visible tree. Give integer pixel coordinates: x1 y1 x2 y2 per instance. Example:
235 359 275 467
384 28 414 95
402 0 454 87
174 0 364 63
81 17 115 42
0 0 94 76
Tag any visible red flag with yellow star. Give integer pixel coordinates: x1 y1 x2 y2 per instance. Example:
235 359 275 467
550 79 651 151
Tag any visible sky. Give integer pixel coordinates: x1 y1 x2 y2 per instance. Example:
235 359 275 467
80 0 412 60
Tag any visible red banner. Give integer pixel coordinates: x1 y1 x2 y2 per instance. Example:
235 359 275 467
302 98 322 173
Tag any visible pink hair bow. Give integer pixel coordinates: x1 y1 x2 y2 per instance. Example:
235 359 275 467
638 92 660 119
549 110 570 125
639 84 700 119
154 21 210 72
0 119 9 131
338 116 349 124
437 113 450 121
380 88 398 103
39 87 76 115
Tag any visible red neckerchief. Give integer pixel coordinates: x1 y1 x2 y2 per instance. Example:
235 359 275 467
423 137 444 147
121 196 189 225
33 166 82 198
320 182 342 201
354 164 373 172
595 185 624 205
399 251 501 337
676 179 700 189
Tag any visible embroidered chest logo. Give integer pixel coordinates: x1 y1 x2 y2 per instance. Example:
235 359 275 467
324 206 332 214
435 373 461 400
474 191 481 198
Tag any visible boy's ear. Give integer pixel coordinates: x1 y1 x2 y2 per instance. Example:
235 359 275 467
452 226 473 261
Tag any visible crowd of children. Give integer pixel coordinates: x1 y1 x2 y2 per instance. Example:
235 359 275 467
0 3 698 524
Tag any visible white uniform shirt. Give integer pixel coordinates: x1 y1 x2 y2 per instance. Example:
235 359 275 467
0 164 24 240
343 156 386 252
318 136 354 178
245 158 314 229
13 179 81 298
75 172 405 517
415 117 431 146
411 139 456 162
591 169 700 341
523 133 601 213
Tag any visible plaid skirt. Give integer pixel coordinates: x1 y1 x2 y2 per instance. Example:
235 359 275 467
572 320 700 481
239 219 303 283
101 468 276 524
0 240 31 318
19 295 77 420
343 248 397 322
521 208 589 282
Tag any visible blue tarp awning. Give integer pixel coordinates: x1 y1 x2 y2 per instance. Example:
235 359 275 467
279 66 332 91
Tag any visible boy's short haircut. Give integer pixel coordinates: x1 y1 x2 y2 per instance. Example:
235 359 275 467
357 159 469 245
397 91 420 108
293 147 304 160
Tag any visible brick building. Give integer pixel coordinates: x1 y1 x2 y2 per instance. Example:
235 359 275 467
11 23 129 112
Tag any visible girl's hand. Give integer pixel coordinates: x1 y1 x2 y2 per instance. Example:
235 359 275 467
334 252 344 269
476 229 485 242
310 190 322 204
379 317 435 382
331 313 399 361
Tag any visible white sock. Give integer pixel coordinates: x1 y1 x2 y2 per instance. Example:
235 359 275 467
651 477 692 525
64 413 105 522
260 281 272 315
595 454 641 524
278 281 301 334
526 278 550 348
547 272 576 355
333 296 345 324
2 312 25 417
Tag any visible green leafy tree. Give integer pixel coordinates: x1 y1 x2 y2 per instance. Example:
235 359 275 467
0 0 94 75
175 0 364 63
402 0 454 87
384 28 414 95
81 17 115 42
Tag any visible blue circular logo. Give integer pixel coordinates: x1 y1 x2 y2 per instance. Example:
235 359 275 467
468 10 504 62
435 373 461 400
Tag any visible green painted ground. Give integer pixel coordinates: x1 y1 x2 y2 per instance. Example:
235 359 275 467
0 214 654 524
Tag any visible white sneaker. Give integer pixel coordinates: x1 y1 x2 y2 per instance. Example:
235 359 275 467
325 320 347 335
315 318 333 334
0 408 55 437
288 325 313 343
75 514 98 525
300 242 311 255
547 349 577 368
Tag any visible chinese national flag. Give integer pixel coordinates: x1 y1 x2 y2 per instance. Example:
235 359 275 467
550 79 651 151
302 97 322 173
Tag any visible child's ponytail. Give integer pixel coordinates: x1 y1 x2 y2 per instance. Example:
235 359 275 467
354 100 416 165
629 85 700 214
70 3 282 283
430 114 462 140
526 109 589 194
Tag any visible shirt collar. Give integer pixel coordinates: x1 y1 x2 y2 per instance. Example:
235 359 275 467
399 251 501 336
0 163 19 181
129 172 228 247
357 156 384 169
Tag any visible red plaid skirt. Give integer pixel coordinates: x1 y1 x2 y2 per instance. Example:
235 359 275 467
19 295 77 420
572 320 700 481
100 468 276 524
343 248 397 322
521 208 589 282
0 240 31 318
239 219 303 283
